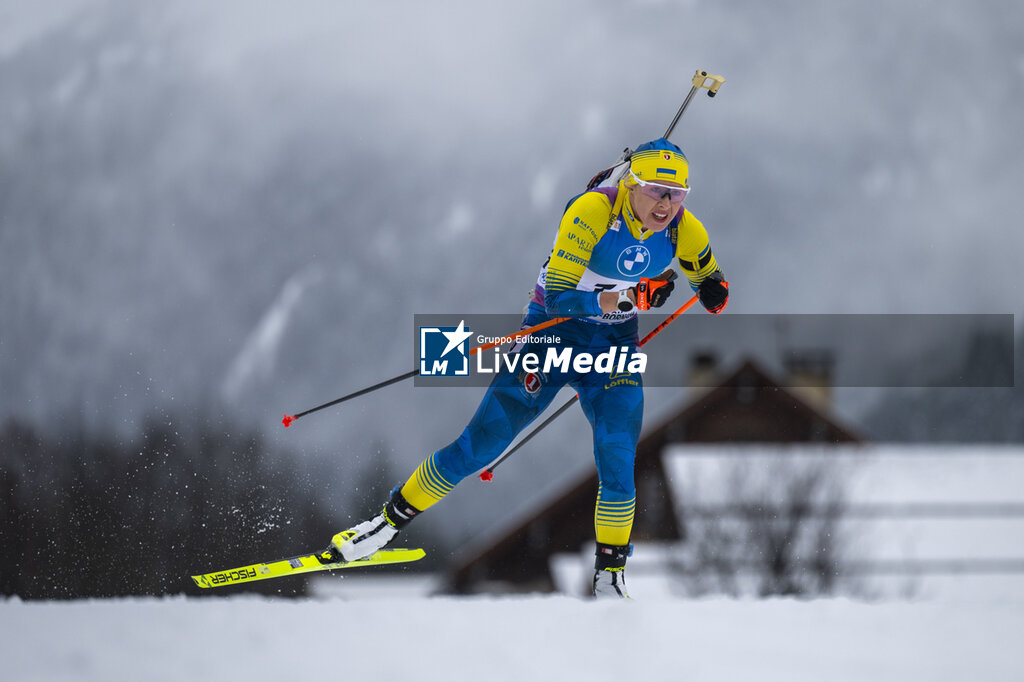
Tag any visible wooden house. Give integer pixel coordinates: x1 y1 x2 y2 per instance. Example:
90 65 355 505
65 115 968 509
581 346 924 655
443 355 861 594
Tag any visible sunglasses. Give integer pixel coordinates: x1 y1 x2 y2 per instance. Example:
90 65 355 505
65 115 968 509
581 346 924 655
629 170 690 203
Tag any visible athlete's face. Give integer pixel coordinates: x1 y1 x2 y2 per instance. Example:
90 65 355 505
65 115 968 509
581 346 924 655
628 180 684 231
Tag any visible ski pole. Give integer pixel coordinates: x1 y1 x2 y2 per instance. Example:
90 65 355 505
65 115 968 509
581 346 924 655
637 292 700 347
282 316 571 427
479 294 699 480
478 392 581 482
470 316 570 355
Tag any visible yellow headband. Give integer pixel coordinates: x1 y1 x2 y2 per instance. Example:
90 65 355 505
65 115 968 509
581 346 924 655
629 148 689 187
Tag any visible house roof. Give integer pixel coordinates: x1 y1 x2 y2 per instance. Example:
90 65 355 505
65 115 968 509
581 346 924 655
642 358 862 445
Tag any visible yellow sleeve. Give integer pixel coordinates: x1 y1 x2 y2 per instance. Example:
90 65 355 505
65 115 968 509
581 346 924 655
544 192 613 295
674 208 720 288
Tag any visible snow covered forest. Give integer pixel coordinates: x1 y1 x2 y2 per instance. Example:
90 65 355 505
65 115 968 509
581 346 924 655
0 417 337 598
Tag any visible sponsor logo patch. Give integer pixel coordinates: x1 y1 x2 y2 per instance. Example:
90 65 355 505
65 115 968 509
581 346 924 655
617 245 651 276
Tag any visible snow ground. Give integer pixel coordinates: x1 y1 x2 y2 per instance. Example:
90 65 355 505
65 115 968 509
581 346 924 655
2 593 1021 682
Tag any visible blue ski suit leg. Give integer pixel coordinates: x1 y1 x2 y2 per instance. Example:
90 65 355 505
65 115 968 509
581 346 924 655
399 350 566 510
574 367 643 546
399 309 643 538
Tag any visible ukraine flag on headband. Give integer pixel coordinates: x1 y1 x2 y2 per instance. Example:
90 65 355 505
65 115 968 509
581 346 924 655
629 137 689 187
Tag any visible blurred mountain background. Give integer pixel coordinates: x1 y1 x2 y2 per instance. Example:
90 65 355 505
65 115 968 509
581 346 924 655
2 0 1023 553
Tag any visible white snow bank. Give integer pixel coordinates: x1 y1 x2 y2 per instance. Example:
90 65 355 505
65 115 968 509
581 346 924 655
2 594 1021 682
662 444 1024 599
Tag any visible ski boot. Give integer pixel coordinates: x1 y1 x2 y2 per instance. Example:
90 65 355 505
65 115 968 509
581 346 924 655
331 487 421 562
592 542 632 599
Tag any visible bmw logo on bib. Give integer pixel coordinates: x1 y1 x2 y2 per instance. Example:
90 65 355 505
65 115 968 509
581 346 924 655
617 245 651 276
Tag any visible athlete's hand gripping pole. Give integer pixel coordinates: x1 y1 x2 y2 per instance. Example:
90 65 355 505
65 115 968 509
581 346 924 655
282 316 571 427
479 294 700 481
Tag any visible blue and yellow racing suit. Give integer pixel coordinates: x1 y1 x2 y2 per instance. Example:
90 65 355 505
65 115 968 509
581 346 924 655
398 184 721 546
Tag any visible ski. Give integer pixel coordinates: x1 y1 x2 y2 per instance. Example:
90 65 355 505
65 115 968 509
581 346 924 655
191 546 426 589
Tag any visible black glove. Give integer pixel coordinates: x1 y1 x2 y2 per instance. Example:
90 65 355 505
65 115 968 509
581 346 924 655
636 270 677 310
697 271 729 314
